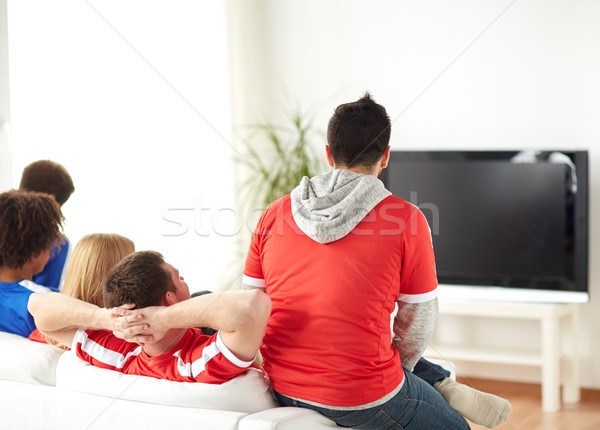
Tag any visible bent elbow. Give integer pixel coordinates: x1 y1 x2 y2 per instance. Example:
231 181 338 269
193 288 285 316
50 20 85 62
255 290 272 325
245 289 271 329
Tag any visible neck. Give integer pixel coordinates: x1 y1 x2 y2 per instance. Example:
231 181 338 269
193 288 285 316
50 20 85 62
0 266 34 283
334 164 380 177
142 328 187 357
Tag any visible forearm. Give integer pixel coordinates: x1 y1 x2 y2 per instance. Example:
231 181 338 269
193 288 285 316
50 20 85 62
28 292 107 333
115 289 270 361
160 289 269 333
392 298 438 371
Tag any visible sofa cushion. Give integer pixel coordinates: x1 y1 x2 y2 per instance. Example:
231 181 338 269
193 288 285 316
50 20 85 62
0 331 65 386
239 407 340 430
56 351 278 413
0 379 247 430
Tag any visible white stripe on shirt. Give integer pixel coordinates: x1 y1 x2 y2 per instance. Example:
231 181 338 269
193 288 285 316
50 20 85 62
397 288 438 304
19 280 51 293
242 275 266 289
174 342 220 379
73 329 142 369
215 331 255 368
174 332 254 379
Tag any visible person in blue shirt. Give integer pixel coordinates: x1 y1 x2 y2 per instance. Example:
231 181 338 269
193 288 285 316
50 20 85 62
0 190 64 336
19 160 74 291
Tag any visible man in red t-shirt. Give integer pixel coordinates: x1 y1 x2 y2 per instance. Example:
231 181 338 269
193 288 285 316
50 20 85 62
29 251 270 384
243 93 471 429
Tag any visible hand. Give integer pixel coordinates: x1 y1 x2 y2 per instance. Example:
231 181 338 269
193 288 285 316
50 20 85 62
109 304 147 344
112 305 169 345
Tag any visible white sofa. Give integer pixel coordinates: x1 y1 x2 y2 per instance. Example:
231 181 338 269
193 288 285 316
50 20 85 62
0 332 339 430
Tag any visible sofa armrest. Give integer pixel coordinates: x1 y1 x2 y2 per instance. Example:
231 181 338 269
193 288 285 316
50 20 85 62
240 407 339 430
0 331 64 386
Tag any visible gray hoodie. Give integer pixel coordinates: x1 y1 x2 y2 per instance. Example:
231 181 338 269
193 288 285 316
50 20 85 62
290 169 391 243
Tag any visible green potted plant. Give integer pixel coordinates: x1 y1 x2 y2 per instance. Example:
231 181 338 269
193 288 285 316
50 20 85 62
218 110 326 291
237 111 327 210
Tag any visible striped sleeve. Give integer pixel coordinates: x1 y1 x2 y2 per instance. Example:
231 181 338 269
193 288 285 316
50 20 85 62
180 332 255 384
73 329 142 371
242 274 265 291
397 288 438 304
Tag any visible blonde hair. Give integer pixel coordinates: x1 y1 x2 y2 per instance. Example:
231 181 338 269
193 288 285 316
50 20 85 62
47 233 134 348
62 233 135 306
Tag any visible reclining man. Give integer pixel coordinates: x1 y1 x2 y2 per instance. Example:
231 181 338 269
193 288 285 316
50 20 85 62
28 251 271 383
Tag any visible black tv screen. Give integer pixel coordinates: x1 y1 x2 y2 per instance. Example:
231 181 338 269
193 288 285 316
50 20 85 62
381 150 589 303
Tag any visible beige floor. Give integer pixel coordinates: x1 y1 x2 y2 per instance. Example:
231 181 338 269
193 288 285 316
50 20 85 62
456 377 600 430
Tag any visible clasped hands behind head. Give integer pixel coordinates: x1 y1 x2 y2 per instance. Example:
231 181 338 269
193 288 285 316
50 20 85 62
111 304 168 346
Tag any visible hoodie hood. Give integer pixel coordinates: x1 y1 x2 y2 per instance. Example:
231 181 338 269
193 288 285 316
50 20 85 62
290 169 391 244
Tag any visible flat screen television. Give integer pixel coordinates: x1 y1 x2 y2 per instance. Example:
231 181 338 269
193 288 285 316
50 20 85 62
381 150 589 303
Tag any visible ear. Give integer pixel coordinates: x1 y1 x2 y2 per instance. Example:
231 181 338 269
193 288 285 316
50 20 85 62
325 145 335 167
163 291 177 307
380 146 391 169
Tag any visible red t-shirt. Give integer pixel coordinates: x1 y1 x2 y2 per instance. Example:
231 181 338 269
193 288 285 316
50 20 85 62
244 195 437 406
73 328 255 384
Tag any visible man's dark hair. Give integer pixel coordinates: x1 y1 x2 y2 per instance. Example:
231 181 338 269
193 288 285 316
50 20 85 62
20 160 75 206
103 251 176 309
327 92 391 168
0 190 63 269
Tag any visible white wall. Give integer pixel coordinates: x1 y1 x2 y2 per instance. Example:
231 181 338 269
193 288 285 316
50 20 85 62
227 0 600 388
0 0 11 191
6 0 238 293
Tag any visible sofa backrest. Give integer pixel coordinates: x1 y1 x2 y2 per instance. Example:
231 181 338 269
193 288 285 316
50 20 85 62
56 351 278 413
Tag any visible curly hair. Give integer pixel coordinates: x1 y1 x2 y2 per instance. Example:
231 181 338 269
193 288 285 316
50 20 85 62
0 190 64 269
19 160 75 206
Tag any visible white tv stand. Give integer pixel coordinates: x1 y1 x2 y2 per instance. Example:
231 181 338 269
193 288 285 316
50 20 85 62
424 299 580 412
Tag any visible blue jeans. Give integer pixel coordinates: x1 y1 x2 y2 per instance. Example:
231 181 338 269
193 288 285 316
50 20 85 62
274 369 469 429
412 357 451 386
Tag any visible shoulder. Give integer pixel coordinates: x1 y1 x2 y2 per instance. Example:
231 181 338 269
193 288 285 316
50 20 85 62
376 196 430 225
253 195 292 233
263 195 291 217
18 280 52 294
0 281 40 312
181 327 210 347
376 195 418 213
74 329 131 352
173 328 216 360
55 236 71 256
180 328 228 356
74 329 142 370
